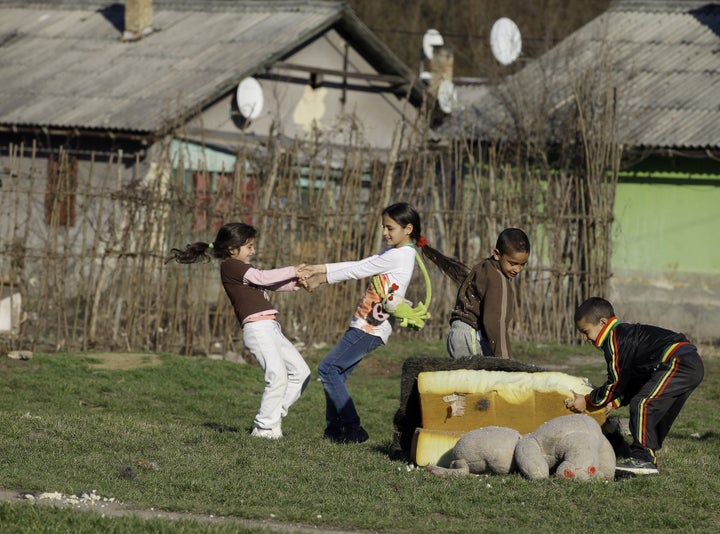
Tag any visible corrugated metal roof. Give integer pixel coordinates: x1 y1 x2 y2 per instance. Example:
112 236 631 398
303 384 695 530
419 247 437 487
0 0 421 135
452 0 720 149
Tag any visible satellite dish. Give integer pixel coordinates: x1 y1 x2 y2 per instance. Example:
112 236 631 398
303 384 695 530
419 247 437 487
419 71 432 83
422 29 444 60
490 18 522 66
437 80 456 114
236 77 264 120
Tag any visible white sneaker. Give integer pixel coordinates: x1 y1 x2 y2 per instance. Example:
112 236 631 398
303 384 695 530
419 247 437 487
251 426 282 439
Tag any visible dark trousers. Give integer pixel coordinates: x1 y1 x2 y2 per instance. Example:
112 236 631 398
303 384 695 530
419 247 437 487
628 351 704 464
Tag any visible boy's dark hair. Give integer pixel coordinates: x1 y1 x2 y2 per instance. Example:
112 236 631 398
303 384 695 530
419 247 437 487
166 222 257 264
574 297 615 324
383 202 421 241
496 228 530 255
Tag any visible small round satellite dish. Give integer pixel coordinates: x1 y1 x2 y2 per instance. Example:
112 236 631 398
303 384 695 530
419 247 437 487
236 77 264 120
490 18 522 66
437 80 456 114
422 29 444 60
419 71 432 83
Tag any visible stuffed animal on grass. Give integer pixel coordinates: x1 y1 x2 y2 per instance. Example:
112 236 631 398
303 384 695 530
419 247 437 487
515 413 615 480
426 414 615 481
426 427 521 476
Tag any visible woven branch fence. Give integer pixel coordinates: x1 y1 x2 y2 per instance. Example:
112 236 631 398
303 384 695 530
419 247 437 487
0 73 621 355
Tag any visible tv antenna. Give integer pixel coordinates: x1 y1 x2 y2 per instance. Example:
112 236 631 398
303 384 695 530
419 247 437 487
490 18 522 66
235 77 264 120
437 80 456 114
422 29 444 60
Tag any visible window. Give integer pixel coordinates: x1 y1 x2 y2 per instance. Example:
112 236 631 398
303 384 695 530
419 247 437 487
190 171 255 232
45 153 78 227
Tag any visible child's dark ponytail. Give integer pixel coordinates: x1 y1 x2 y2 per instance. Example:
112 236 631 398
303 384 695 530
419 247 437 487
416 237 470 286
166 222 257 264
166 241 215 264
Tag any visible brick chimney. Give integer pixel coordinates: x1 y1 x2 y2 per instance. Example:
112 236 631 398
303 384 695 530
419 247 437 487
123 0 154 41
429 47 454 98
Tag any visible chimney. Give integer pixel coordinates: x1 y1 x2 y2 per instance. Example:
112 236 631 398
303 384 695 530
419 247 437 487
429 47 453 98
428 47 456 119
123 0 154 41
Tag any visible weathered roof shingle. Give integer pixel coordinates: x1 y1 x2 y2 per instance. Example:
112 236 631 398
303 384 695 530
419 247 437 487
0 0 421 134
452 0 720 149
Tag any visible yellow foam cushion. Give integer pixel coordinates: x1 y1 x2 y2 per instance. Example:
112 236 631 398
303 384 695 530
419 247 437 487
412 428 466 467
417 369 605 434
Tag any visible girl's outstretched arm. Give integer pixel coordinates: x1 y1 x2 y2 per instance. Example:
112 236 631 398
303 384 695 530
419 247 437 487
244 265 303 291
298 264 326 277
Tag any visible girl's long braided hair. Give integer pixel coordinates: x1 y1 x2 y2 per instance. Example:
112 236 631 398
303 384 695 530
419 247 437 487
422 228 530 285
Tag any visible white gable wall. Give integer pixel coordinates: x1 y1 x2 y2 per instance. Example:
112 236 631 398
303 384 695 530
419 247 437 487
195 29 418 150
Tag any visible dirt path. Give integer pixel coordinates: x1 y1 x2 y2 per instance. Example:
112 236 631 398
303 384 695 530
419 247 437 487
0 488 363 533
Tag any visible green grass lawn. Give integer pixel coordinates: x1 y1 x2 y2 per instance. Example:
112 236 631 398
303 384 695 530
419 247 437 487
0 340 718 533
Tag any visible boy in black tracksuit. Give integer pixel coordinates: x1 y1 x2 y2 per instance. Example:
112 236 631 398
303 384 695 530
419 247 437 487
567 297 704 475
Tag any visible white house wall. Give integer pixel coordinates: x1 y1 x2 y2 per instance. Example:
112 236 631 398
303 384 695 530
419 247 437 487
195 29 418 150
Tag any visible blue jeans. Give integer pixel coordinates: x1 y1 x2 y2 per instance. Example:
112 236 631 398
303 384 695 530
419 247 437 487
318 327 383 430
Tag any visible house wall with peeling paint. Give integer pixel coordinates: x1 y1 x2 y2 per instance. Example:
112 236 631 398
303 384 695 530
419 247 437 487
196 29 418 150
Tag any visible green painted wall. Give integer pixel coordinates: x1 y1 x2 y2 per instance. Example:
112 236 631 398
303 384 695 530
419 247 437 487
613 177 720 274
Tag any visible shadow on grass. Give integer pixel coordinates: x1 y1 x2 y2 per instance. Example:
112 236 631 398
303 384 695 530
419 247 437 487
373 441 397 459
202 422 243 433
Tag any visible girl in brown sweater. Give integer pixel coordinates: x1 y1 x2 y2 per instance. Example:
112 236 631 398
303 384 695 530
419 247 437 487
168 222 310 439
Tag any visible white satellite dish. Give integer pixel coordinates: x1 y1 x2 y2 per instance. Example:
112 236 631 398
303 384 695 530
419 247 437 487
437 80 456 114
422 29 444 60
490 18 522 66
236 77 264 120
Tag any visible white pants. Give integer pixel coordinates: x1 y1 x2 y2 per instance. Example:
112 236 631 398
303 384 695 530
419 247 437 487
242 320 311 430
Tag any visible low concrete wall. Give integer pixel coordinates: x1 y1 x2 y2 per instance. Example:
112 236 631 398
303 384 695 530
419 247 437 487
609 270 720 344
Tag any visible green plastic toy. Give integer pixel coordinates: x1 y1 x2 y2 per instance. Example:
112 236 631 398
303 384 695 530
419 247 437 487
372 251 432 330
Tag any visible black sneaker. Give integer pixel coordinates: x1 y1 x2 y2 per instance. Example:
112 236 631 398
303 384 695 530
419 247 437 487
341 425 369 444
323 426 344 443
615 457 659 475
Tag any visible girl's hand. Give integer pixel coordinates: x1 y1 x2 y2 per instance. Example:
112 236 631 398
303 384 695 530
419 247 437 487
302 273 326 292
297 264 326 279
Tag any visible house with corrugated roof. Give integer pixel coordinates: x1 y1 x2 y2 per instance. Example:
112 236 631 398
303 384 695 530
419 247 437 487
0 0 432 338
0 0 427 213
0 0 425 152
443 0 720 341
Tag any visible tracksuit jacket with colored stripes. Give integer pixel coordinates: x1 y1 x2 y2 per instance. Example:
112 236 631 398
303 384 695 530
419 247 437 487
586 316 704 464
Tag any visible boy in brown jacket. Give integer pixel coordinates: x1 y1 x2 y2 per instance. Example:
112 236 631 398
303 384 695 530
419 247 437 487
446 228 530 358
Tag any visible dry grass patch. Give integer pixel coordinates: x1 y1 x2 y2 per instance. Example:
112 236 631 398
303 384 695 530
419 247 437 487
87 352 163 370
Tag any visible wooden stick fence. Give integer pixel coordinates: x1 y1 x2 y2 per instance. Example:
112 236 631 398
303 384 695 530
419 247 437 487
0 76 620 355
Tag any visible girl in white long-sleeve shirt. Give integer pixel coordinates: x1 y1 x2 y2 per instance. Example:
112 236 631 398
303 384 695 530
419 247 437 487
300 202 424 444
